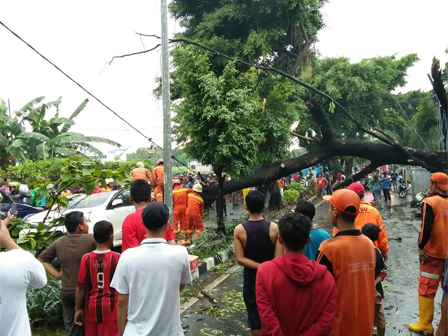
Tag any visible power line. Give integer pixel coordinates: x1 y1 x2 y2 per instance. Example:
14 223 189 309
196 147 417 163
395 101 429 149
0 20 193 172
337 97 424 110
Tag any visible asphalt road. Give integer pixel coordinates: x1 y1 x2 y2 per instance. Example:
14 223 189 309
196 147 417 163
182 190 440 335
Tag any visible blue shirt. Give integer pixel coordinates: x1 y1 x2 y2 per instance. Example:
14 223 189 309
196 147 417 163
305 229 331 261
187 182 193 189
381 177 391 189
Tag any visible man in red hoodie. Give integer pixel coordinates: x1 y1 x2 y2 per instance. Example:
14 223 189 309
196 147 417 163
256 213 337 336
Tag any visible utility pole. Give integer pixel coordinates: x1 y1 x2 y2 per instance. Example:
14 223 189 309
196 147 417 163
161 0 173 222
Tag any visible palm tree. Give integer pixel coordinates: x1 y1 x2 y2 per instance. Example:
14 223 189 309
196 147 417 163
0 100 26 168
3 97 120 162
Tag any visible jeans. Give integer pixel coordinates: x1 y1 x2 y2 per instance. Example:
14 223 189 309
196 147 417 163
61 292 84 336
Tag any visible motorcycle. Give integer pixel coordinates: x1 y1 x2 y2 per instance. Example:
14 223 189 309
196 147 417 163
398 179 411 198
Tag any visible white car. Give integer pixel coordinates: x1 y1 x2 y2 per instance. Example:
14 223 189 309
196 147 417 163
23 189 134 247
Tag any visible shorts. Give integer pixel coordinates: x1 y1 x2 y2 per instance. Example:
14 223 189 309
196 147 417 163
243 278 261 330
374 303 386 329
85 320 118 336
317 188 326 196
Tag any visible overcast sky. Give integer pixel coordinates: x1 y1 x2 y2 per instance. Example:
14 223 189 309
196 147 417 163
0 0 446 155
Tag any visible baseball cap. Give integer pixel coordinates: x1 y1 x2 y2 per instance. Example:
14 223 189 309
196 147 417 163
348 182 365 196
323 189 360 215
430 172 448 191
142 202 170 230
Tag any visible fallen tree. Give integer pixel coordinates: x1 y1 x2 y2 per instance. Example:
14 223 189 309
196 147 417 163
201 100 447 206
108 35 448 209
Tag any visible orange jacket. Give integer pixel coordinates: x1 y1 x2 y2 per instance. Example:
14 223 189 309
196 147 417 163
152 165 164 187
419 195 448 259
333 201 389 254
317 233 376 336
173 185 188 208
130 167 152 182
187 191 204 216
277 179 285 189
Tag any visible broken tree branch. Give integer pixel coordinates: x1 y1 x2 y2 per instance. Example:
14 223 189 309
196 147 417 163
334 161 380 190
291 132 318 143
108 44 161 65
196 284 218 304
306 101 335 143
429 57 448 118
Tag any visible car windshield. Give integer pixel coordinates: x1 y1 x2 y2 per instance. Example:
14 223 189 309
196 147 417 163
69 192 112 209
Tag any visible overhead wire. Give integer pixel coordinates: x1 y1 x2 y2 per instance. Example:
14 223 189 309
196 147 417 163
395 101 429 149
0 19 194 173
1 20 432 172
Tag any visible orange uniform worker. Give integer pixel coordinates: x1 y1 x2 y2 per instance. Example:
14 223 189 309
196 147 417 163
187 184 204 238
409 172 448 334
129 162 152 183
317 189 376 336
333 182 389 261
152 158 164 202
172 179 188 235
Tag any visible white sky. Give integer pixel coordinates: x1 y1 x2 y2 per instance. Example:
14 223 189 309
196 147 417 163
0 0 446 154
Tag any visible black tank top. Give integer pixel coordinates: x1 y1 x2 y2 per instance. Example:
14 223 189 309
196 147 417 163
242 219 275 278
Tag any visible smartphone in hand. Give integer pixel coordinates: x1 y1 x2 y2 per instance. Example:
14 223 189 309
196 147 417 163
10 204 17 216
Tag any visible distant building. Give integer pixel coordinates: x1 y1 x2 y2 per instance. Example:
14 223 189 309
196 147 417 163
188 161 212 174
105 148 126 161
87 148 126 162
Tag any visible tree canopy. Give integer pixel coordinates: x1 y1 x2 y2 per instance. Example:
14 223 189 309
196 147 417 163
170 0 327 74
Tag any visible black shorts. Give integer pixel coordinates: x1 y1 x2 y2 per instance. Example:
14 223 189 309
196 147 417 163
243 277 261 330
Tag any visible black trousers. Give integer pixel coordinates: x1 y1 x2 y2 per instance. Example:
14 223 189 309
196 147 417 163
383 189 391 202
61 292 84 336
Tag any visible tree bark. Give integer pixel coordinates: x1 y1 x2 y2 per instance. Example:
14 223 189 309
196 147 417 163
345 157 354 177
268 181 283 210
200 141 447 207
215 169 226 235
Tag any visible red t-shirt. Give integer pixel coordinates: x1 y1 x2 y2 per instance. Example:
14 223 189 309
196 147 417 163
121 208 175 252
317 177 326 189
77 251 121 322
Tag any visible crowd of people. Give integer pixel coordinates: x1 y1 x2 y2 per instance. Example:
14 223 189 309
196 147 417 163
235 172 448 336
0 165 447 336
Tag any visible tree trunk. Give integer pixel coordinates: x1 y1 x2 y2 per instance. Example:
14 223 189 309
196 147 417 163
345 157 354 177
216 169 226 235
268 181 283 210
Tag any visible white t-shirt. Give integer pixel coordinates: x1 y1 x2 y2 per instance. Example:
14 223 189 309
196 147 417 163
111 238 192 336
0 249 47 336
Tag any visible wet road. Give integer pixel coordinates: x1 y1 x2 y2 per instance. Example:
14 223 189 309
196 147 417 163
182 190 439 335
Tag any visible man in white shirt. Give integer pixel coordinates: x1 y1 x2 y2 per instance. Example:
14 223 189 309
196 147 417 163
0 210 47 336
111 202 192 336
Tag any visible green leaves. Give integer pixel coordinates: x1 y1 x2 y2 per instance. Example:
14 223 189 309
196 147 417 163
329 101 335 114
0 97 119 164
283 189 300 205
173 55 264 178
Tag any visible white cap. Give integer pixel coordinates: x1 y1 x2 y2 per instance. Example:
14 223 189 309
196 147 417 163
136 162 144 168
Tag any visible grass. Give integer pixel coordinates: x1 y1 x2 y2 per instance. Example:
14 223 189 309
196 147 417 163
32 326 65 336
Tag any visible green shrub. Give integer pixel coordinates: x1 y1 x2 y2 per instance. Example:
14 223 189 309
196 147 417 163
287 182 304 193
27 278 63 327
283 189 300 205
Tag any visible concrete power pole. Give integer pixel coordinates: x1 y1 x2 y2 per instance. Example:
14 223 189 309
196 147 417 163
160 0 173 222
